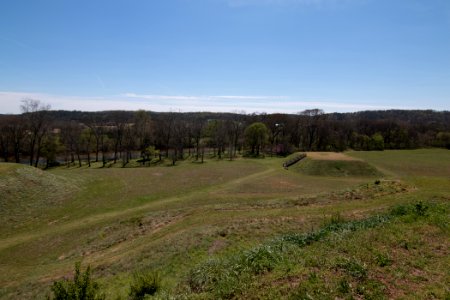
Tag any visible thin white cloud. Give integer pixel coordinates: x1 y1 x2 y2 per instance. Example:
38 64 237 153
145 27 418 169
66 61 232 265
214 95 288 100
122 93 201 101
120 92 403 111
0 90 428 114
122 93 287 101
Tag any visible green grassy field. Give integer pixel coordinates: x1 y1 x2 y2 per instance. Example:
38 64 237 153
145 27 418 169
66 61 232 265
0 149 449 299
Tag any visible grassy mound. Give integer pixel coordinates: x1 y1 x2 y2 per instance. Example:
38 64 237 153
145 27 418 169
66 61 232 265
294 158 382 177
0 163 75 202
0 163 79 234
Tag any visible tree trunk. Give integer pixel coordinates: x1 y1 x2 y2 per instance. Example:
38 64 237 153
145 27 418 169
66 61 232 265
172 149 177 165
102 146 106 167
196 138 200 161
201 147 204 163
95 138 99 162
114 145 118 163
1 139 8 162
34 143 42 168
14 141 20 163
77 152 82 167
29 140 35 166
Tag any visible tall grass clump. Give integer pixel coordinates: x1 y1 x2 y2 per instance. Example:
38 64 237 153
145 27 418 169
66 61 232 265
279 214 391 247
188 244 282 298
129 270 162 300
48 262 104 300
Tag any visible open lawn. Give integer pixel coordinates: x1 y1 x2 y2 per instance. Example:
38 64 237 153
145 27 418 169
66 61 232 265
0 149 449 299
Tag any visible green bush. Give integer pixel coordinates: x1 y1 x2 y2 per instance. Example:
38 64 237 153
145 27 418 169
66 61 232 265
129 270 161 300
391 201 431 217
414 201 428 216
390 204 409 216
49 262 104 300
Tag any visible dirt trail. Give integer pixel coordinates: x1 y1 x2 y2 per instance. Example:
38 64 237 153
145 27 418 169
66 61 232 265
216 168 275 188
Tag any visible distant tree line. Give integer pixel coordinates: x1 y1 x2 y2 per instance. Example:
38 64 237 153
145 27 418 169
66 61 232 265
0 99 449 167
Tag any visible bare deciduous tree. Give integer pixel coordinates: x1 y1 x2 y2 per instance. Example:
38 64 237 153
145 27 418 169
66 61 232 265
21 99 51 167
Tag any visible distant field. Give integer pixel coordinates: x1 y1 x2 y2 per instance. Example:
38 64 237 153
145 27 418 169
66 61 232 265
0 149 449 299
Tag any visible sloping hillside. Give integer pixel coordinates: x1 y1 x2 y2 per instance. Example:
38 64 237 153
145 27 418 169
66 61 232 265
0 163 81 237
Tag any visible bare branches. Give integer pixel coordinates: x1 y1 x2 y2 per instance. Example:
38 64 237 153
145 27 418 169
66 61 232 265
20 99 51 166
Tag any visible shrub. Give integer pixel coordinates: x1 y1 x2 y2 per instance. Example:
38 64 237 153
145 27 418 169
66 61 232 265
391 201 430 217
129 270 161 300
390 204 409 216
49 262 104 300
414 201 428 216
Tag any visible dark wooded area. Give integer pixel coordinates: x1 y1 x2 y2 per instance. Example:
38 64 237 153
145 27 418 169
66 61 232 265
0 100 449 167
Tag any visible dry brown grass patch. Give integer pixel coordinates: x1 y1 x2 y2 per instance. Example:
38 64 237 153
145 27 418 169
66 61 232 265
306 152 362 161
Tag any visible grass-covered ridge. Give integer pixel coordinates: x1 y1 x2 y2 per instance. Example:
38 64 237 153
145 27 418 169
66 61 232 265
185 212 393 299
181 201 448 299
0 149 449 299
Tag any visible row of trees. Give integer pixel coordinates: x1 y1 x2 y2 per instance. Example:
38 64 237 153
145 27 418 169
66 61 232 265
0 99 449 167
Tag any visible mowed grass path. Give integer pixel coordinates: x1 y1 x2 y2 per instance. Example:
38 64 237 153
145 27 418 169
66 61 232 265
1 149 449 299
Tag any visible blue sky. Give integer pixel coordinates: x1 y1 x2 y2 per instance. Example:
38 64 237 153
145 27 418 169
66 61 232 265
0 0 449 113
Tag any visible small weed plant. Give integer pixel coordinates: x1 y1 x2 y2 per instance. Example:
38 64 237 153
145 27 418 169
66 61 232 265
375 253 392 267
